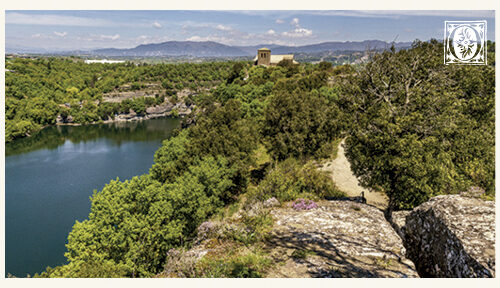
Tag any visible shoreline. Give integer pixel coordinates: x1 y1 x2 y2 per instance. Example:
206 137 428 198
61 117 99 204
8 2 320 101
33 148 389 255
55 111 187 127
7 105 192 143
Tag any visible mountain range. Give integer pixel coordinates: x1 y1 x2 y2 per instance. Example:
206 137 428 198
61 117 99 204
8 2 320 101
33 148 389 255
89 40 413 58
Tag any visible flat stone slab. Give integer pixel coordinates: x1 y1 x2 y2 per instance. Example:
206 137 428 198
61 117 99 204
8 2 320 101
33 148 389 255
266 200 418 278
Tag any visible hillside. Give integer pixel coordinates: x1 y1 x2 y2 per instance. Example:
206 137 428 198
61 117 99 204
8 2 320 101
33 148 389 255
14 41 493 278
89 40 412 57
94 41 249 57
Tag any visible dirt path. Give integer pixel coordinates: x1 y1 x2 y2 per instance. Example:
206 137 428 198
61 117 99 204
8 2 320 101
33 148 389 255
320 140 388 209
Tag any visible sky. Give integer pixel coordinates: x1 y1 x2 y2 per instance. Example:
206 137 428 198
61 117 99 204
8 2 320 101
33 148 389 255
5 10 496 52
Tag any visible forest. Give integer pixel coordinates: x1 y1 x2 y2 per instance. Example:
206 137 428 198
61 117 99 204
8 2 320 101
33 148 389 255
5 57 234 142
6 40 494 277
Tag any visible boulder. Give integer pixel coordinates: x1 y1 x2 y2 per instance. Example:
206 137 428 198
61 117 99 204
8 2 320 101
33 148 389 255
146 103 174 115
403 195 495 277
391 210 411 240
263 197 281 208
266 200 419 277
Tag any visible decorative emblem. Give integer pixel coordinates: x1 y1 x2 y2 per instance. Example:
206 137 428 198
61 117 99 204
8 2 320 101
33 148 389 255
444 21 487 65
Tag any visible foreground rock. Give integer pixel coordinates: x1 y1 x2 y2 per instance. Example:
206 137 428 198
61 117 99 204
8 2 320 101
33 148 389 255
403 195 495 277
266 200 418 277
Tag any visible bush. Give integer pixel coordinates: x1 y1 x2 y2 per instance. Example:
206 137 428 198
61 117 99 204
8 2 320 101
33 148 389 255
150 130 190 183
48 156 237 277
254 158 344 202
263 89 341 160
195 249 272 278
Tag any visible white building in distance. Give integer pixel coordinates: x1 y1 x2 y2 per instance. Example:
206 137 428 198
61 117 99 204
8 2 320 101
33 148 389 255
84 59 125 64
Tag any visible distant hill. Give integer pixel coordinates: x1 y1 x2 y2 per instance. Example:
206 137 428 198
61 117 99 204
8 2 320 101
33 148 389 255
93 41 249 57
89 40 412 58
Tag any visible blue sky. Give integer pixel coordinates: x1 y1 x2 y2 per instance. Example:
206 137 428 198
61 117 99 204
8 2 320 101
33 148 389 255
5 10 496 52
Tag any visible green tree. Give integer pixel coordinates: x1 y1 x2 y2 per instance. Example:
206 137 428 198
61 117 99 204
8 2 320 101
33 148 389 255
263 89 341 160
50 155 237 277
341 40 495 210
186 99 259 192
150 130 190 183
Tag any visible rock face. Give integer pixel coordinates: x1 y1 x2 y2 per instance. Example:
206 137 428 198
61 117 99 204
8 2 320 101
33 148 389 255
403 195 495 277
266 200 418 277
146 103 173 115
391 210 411 240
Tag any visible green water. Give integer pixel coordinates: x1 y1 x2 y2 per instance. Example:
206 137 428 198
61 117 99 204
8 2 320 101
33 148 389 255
5 118 180 277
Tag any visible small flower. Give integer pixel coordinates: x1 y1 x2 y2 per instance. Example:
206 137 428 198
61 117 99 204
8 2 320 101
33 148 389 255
291 198 318 211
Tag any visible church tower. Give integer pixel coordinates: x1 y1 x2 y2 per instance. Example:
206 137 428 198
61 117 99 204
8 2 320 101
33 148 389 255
257 48 271 66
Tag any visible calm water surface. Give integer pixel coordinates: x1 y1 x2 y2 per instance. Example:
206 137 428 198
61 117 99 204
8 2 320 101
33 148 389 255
5 118 180 277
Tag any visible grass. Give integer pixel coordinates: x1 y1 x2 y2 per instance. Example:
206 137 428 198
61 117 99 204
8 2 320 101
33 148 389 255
373 257 393 269
291 249 317 260
196 245 273 278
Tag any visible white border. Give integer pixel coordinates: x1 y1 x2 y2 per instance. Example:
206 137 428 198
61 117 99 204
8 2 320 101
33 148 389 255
1 2 499 288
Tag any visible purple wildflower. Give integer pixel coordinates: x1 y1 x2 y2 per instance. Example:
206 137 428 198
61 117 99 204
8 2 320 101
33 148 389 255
291 198 318 211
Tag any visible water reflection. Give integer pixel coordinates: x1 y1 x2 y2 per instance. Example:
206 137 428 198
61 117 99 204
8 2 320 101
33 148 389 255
6 118 181 157
5 117 180 277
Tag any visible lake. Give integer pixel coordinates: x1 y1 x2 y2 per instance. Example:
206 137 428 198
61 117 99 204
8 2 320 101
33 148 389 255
5 118 180 277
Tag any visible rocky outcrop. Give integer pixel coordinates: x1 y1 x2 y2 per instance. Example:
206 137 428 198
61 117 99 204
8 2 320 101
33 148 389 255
402 195 495 277
266 200 418 277
102 90 160 103
146 103 174 115
99 102 192 123
56 115 74 124
158 199 418 278
391 210 411 240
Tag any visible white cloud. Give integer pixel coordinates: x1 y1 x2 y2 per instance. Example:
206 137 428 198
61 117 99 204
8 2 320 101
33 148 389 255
186 35 227 42
283 28 313 38
266 29 276 35
6 12 116 27
31 33 43 38
186 35 205 41
216 24 232 31
53 31 67 37
276 19 284 24
153 21 162 29
100 34 120 41
281 17 313 38
134 35 170 45
181 21 235 32
303 10 495 19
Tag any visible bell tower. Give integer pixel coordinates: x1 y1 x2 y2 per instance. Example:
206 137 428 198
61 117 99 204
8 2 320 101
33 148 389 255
257 48 271 66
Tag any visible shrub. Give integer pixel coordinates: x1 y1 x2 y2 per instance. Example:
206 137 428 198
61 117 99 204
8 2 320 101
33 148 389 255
50 156 237 277
195 249 272 278
263 88 341 160
291 249 316 260
255 158 344 202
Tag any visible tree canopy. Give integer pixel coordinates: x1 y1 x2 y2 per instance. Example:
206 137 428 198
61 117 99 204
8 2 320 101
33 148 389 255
340 41 495 210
